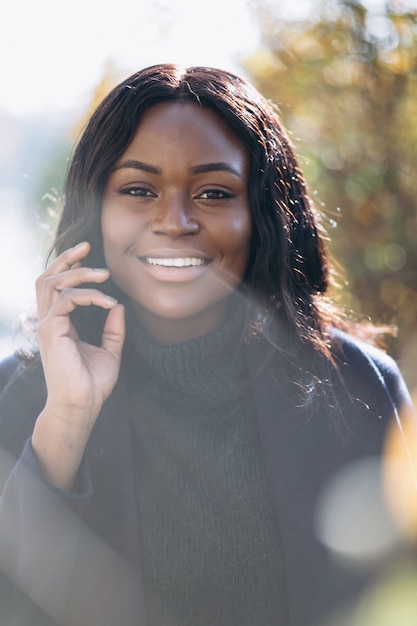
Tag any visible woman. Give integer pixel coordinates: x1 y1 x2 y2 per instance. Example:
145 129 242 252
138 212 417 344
0 64 414 626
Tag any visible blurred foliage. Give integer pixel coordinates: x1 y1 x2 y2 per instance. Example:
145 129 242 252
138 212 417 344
34 3 417 383
71 61 125 142
244 0 417 374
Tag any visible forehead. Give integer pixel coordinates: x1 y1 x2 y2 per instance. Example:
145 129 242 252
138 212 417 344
119 101 248 164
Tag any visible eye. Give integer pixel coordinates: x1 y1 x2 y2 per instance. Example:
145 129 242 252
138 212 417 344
196 189 234 200
119 186 156 198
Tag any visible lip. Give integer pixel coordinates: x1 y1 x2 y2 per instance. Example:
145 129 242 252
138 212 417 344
135 249 212 282
137 248 211 267
138 248 210 259
144 257 208 268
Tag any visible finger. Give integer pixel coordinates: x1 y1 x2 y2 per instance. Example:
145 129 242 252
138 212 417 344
42 241 91 278
37 267 110 318
101 304 126 363
36 242 91 301
42 267 109 294
41 287 118 322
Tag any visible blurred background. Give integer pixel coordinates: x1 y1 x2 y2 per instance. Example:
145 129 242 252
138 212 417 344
1 0 416 397
1 1 417 622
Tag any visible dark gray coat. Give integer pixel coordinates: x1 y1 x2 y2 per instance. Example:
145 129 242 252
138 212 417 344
0 330 414 626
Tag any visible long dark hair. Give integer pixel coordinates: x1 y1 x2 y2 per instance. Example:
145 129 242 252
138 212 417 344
51 63 349 357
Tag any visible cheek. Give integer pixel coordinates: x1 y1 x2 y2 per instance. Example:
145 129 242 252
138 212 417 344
230 213 252 262
101 210 130 255
101 209 113 247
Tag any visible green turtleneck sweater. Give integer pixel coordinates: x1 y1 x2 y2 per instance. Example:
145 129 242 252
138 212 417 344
126 305 288 625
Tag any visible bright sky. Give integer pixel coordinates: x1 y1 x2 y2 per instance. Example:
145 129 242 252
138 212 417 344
3 0 406 117
0 0 264 356
1 0 262 117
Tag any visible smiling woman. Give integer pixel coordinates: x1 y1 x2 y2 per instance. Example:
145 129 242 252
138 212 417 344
101 101 251 343
0 64 415 626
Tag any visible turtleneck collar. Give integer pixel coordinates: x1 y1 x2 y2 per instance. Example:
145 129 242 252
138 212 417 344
123 295 251 410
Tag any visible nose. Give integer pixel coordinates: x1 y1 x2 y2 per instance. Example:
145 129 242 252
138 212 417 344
151 193 199 238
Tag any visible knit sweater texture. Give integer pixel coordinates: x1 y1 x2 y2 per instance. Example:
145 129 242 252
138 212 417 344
126 304 288 625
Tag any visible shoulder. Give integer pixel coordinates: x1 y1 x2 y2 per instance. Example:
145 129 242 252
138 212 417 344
329 328 413 416
0 354 29 391
0 353 46 456
0 352 43 393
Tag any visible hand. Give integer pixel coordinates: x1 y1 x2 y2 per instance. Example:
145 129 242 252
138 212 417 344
32 241 125 489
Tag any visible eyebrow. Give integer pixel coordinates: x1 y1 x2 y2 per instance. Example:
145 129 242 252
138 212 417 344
113 159 242 178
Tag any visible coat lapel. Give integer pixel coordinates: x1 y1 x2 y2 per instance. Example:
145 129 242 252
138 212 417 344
246 338 391 626
82 375 147 625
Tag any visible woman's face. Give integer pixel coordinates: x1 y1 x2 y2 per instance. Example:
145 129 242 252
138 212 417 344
101 101 252 343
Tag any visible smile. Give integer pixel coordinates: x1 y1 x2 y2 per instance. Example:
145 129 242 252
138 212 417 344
144 257 207 268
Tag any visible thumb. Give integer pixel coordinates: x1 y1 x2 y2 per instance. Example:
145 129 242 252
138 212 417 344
101 303 126 362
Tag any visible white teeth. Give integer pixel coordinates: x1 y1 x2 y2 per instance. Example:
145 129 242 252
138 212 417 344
145 257 205 267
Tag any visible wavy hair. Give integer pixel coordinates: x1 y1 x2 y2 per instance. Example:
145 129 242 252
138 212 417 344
52 63 348 356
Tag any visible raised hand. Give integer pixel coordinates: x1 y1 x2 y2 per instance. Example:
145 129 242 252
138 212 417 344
32 241 125 490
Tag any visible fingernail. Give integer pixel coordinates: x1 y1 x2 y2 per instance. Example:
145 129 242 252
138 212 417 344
93 268 109 273
74 241 88 249
106 295 118 304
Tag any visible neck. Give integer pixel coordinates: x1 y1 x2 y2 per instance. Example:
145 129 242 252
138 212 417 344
129 301 233 345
